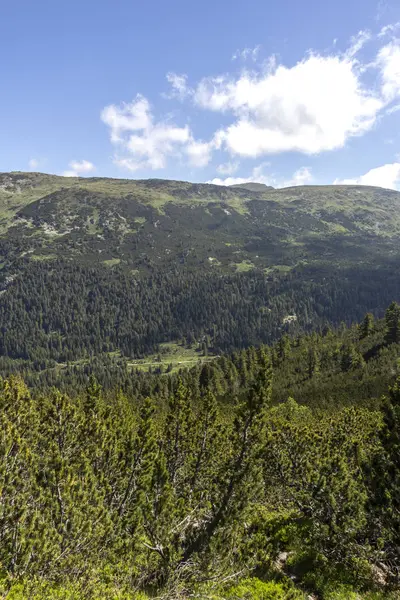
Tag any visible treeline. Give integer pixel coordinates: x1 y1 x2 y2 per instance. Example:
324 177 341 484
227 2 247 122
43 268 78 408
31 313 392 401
2 306 400 598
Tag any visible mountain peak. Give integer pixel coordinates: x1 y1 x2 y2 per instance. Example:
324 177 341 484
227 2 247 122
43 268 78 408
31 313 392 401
228 182 274 192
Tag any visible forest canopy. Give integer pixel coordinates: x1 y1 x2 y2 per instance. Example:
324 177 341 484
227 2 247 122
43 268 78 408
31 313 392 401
1 305 400 599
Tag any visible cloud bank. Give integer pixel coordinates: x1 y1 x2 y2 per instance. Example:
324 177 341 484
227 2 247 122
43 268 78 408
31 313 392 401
208 164 313 188
335 162 400 190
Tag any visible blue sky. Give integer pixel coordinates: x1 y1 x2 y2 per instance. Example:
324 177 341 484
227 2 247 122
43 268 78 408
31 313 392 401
2 0 400 189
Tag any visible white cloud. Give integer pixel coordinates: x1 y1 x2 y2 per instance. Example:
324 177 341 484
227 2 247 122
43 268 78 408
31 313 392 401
387 103 400 114
216 161 239 175
194 52 383 157
102 94 192 171
284 166 313 187
102 94 220 171
345 29 372 58
28 158 40 170
232 45 260 61
191 28 400 160
208 164 312 188
378 22 400 37
209 176 254 186
335 162 400 190
63 160 95 177
101 24 400 173
69 160 95 173
376 40 400 100
185 140 213 168
208 163 272 186
101 95 152 143
165 72 191 100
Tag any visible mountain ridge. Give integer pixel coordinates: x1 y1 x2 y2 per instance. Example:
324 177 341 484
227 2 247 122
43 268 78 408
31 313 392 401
2 170 398 196
229 181 275 192
1 171 400 276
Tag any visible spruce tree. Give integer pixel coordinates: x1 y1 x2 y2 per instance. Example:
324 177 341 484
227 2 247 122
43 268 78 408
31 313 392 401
340 344 365 372
308 348 320 379
360 312 374 339
385 302 400 345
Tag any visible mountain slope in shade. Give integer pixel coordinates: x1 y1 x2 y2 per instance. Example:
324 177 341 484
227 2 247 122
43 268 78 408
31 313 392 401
1 172 400 273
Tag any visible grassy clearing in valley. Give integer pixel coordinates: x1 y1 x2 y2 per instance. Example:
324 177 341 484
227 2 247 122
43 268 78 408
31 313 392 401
128 341 218 373
233 259 255 272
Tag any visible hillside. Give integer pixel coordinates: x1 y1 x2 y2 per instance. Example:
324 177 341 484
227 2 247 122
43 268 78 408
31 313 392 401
3 173 400 599
1 171 400 382
2 172 400 271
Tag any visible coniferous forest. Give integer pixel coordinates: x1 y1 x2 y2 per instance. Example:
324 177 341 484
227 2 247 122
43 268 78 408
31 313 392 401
2 175 400 597
2 304 400 599
3 0 400 590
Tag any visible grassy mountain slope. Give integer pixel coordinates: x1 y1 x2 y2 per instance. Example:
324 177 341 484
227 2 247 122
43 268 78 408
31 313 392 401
2 172 400 272
1 172 400 377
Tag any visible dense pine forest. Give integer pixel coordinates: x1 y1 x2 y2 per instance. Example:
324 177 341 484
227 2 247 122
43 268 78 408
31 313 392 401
2 304 400 599
2 174 400 597
3 258 400 372
2 174 400 387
